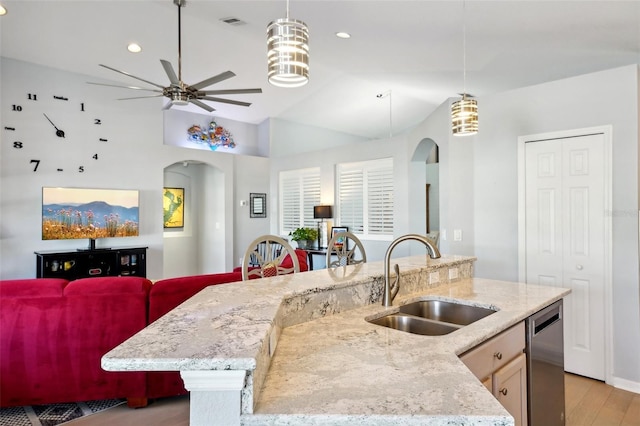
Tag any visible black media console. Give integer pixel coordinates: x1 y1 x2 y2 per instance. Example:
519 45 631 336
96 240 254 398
35 246 147 279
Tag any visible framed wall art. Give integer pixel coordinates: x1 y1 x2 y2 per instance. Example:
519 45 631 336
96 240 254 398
250 193 267 218
163 187 185 228
330 226 349 249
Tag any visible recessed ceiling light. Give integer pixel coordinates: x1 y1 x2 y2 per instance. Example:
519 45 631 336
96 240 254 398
0 5 7 16
127 43 142 53
335 32 351 39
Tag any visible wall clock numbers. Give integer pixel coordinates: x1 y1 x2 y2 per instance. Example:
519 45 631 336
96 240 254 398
7 90 109 173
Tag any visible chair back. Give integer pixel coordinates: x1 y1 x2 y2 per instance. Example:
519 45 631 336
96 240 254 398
326 231 367 268
242 235 300 281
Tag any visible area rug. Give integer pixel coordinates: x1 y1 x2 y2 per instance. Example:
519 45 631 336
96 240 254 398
0 399 124 426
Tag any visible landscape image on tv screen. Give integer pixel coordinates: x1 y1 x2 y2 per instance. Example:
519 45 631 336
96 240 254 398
42 187 139 240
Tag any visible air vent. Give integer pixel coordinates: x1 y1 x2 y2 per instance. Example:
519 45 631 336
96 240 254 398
220 17 246 26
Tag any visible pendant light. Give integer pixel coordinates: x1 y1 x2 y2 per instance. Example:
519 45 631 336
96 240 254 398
451 0 478 136
267 0 309 88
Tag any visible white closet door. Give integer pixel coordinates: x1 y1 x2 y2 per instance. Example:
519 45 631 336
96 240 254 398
525 133 606 380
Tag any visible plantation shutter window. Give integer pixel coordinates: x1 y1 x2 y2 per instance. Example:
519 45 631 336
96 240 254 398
336 158 394 239
279 168 321 235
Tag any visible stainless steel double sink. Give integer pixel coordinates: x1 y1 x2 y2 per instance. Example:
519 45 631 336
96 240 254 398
367 299 497 336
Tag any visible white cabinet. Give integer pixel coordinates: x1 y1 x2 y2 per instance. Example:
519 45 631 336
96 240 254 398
460 322 527 426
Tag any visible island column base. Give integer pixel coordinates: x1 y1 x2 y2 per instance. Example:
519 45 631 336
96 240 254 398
181 370 247 426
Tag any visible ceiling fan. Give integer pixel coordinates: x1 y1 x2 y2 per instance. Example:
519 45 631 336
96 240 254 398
89 0 262 113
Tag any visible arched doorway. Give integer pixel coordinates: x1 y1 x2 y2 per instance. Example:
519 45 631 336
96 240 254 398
411 138 440 241
163 160 226 278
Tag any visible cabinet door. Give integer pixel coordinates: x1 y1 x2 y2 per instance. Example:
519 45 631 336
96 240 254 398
115 248 146 277
493 353 527 426
460 321 525 380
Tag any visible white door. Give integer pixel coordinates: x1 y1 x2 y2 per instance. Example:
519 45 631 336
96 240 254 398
524 133 606 380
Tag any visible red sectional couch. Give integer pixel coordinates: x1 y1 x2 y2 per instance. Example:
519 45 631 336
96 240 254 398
0 249 308 408
0 277 152 407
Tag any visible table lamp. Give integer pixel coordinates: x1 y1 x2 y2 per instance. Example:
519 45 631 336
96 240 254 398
313 205 333 248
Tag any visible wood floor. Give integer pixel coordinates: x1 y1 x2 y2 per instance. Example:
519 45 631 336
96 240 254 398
67 373 638 425
565 373 640 425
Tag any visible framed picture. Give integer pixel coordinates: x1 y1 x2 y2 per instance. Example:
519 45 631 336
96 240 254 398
331 226 349 248
163 187 185 228
250 193 267 218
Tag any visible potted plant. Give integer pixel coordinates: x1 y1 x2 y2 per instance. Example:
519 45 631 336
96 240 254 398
289 227 318 249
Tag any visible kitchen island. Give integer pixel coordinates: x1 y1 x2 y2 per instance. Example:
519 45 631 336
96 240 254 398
102 255 569 425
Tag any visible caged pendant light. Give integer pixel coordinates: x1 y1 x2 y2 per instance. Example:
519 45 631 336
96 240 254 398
267 0 309 88
451 0 478 136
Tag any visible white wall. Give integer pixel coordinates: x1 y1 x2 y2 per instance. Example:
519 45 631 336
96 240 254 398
409 64 640 389
269 118 368 158
233 155 271 267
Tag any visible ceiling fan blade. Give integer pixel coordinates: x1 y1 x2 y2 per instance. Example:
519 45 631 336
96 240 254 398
160 60 180 86
99 64 166 90
190 99 216 112
87 81 162 93
117 95 165 101
200 88 263 95
190 71 236 91
201 96 252 107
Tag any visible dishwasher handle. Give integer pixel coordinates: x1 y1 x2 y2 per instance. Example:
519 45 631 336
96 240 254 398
531 301 562 337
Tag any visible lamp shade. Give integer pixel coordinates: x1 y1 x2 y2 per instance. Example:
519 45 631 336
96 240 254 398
313 205 333 219
267 17 309 88
451 95 478 136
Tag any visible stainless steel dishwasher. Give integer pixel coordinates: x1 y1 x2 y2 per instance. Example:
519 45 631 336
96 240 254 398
525 299 565 425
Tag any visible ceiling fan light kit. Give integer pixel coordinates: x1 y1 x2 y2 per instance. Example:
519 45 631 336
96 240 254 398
267 0 309 88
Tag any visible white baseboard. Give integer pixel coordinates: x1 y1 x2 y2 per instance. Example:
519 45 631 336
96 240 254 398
610 376 640 394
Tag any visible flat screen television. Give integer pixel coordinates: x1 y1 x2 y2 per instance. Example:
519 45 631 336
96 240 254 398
42 187 139 249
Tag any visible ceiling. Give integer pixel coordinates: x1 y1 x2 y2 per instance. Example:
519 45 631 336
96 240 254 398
2 1 639 139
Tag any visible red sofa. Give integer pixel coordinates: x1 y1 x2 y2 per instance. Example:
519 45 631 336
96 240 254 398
0 249 308 408
0 277 152 407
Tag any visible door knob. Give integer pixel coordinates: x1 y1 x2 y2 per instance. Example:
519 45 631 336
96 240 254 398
576 265 583 270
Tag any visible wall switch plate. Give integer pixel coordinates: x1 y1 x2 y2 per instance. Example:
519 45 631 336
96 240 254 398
441 229 447 241
454 229 462 241
429 271 440 284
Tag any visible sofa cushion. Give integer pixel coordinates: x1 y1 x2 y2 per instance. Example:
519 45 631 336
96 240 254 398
0 278 68 297
281 249 309 272
64 276 152 296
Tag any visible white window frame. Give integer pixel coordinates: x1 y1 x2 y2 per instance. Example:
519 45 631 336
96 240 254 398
336 157 394 240
279 167 321 236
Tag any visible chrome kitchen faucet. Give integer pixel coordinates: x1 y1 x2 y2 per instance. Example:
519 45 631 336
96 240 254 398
382 234 441 307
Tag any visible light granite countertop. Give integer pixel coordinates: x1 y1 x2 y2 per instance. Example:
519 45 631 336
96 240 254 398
102 255 569 425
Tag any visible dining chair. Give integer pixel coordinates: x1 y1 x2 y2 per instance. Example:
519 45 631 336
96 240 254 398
325 231 366 268
242 235 300 281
